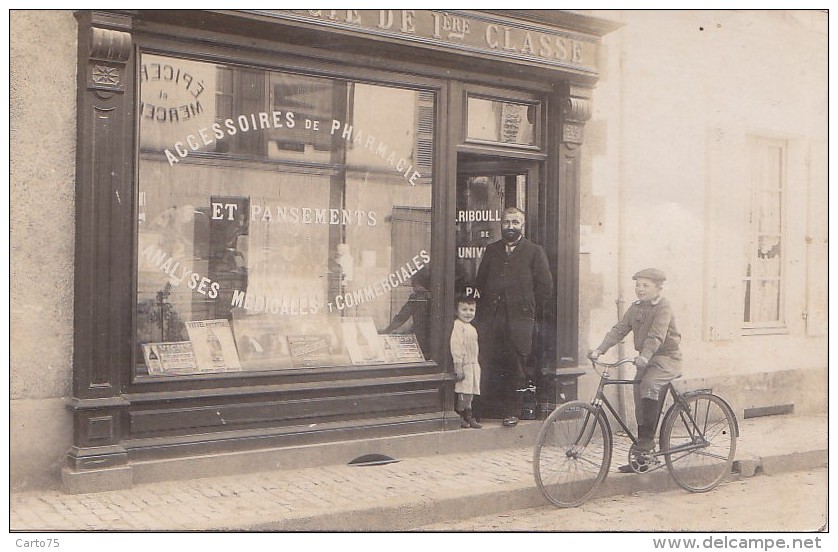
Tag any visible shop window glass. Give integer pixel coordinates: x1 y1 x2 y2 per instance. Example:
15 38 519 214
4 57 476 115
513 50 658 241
136 53 434 376
466 96 536 147
742 139 785 328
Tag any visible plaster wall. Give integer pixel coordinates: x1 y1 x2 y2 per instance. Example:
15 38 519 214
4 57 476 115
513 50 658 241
10 10 78 490
582 11 827 396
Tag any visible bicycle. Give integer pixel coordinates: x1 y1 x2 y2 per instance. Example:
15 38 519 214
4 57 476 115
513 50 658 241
533 357 739 507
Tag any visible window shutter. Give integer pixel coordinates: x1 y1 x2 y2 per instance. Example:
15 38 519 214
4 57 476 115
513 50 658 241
703 127 747 341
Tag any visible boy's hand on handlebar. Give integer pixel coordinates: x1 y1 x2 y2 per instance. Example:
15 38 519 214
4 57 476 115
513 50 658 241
588 349 602 360
634 355 649 368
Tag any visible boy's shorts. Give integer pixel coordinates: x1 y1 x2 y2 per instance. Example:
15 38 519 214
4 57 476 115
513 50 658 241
635 355 682 401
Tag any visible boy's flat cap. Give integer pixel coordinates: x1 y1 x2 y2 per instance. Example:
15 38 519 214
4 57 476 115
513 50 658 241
633 268 666 283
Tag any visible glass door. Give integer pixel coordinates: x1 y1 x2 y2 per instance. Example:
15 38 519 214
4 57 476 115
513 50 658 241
454 155 540 298
454 154 541 419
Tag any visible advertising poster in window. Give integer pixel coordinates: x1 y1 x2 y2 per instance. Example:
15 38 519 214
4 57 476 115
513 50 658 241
184 320 242 373
341 316 388 365
142 342 199 375
382 334 426 363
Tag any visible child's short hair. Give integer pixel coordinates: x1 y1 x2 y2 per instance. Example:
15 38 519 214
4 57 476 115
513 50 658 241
455 294 477 307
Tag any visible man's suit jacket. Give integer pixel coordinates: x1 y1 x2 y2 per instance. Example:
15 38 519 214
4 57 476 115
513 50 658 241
473 237 553 355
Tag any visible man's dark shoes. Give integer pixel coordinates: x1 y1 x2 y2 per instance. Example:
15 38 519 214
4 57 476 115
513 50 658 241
502 416 519 427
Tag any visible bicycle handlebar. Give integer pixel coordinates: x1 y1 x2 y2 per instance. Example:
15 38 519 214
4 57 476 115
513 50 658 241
588 357 636 369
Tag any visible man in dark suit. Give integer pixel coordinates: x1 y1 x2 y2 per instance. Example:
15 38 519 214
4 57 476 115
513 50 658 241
474 207 553 427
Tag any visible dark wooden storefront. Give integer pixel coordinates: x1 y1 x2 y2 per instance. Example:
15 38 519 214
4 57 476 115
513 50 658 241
66 9 617 492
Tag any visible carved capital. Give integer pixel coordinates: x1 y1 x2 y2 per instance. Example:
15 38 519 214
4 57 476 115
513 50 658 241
87 27 132 93
562 97 593 123
559 91 593 145
90 27 132 62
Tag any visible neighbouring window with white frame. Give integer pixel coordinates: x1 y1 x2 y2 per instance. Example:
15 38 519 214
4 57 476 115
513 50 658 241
742 137 786 330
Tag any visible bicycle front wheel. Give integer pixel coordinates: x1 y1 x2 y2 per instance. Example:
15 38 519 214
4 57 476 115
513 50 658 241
660 392 737 492
533 401 612 507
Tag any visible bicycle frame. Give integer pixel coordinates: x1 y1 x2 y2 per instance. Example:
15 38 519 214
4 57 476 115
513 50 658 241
587 359 733 460
533 357 739 506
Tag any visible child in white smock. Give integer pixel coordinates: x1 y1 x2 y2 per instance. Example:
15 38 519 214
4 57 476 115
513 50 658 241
450 295 482 429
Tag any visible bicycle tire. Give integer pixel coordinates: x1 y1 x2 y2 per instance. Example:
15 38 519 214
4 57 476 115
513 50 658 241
660 392 737 492
533 401 612 507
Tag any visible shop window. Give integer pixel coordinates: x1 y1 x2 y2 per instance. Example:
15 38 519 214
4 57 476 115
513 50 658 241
742 138 786 330
136 53 435 377
466 96 537 147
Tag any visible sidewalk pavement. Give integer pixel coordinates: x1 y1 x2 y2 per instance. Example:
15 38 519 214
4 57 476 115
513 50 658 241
9 412 828 532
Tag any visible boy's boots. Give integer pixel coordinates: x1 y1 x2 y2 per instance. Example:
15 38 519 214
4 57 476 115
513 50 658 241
464 408 482 429
636 398 660 451
455 409 470 428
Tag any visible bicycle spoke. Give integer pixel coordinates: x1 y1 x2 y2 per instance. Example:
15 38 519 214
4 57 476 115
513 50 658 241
534 402 612 507
661 393 736 493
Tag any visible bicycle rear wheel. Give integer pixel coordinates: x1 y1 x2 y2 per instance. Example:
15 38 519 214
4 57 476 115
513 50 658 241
660 392 737 492
533 401 612 507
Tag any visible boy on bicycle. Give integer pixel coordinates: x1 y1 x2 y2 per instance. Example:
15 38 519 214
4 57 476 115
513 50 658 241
589 268 682 472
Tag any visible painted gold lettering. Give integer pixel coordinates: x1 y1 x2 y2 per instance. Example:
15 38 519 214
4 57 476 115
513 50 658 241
539 35 553 57
572 40 583 63
485 24 499 49
431 12 442 39
378 10 393 30
401 10 416 33
556 37 569 60
503 27 517 52
345 10 361 25
521 32 535 55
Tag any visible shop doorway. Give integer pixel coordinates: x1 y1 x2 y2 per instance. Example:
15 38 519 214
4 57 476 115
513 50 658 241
455 153 542 419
